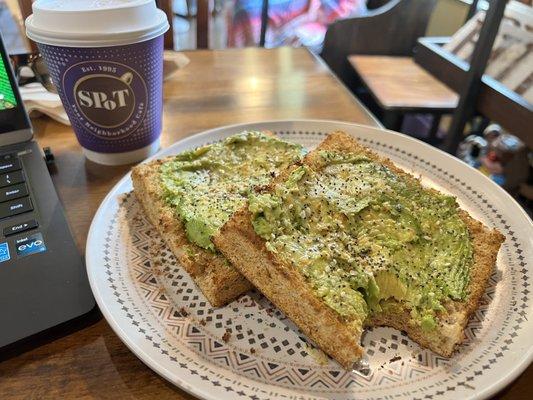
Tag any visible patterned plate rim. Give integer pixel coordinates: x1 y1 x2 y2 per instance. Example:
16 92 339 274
86 119 533 400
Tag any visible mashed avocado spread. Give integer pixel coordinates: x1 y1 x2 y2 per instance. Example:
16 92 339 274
249 151 473 330
160 132 305 251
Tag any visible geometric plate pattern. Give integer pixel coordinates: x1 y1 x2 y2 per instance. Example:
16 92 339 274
87 121 533 400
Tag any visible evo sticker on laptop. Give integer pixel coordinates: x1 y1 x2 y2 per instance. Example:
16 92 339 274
15 232 46 258
0 242 10 263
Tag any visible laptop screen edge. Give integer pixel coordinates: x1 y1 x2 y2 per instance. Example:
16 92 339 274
0 32 33 145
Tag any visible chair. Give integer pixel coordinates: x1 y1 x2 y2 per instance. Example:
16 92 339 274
155 0 176 49
196 0 210 49
159 0 211 50
320 0 437 87
348 55 458 135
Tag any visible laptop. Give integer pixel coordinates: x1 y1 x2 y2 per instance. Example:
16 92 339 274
0 33 95 350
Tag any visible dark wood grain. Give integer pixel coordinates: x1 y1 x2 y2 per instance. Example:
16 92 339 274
0 47 382 400
196 0 210 49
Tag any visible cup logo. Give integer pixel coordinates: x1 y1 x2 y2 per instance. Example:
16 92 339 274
74 72 135 128
64 61 148 140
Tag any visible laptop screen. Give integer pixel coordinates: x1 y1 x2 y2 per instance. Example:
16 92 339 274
0 55 17 111
0 33 31 135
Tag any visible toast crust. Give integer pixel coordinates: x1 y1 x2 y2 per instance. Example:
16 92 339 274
131 158 253 307
214 131 505 367
216 207 364 368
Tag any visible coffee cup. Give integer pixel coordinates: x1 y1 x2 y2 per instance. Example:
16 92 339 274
26 0 169 165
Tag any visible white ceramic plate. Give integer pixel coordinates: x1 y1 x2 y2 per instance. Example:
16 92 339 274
87 120 533 400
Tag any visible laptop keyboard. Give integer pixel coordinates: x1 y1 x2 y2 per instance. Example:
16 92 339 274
0 170 24 187
0 153 35 223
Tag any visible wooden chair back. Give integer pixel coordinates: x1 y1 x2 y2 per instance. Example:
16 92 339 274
321 0 437 87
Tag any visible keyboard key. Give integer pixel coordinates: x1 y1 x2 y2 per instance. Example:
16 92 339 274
0 153 17 162
3 219 38 237
0 183 28 203
0 197 33 219
0 170 24 188
0 158 21 174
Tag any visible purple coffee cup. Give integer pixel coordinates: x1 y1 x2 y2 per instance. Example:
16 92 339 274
26 0 169 165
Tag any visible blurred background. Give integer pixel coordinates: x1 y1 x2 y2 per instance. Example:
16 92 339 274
1 0 532 214
2 0 519 52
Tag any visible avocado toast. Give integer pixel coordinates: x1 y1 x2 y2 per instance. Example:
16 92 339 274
214 131 504 368
131 131 305 307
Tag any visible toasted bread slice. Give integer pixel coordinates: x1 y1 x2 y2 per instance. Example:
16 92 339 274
131 131 304 307
214 131 504 368
132 157 253 307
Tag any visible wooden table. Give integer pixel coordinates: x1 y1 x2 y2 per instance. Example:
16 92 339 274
0 47 378 399
348 55 459 139
0 47 529 399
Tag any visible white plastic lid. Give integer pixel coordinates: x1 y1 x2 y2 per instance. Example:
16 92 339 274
26 0 169 47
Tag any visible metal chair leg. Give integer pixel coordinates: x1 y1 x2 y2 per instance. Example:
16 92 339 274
383 111 404 132
428 114 442 144
259 0 269 47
